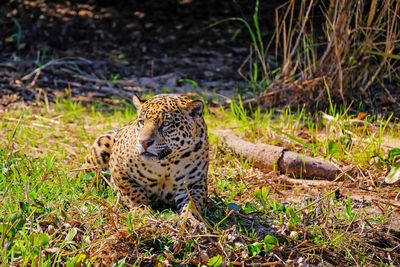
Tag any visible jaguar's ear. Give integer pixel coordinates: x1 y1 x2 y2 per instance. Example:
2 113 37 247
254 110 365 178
132 94 144 110
185 100 204 118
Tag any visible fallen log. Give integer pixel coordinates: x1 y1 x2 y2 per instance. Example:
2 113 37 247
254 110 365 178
218 130 340 180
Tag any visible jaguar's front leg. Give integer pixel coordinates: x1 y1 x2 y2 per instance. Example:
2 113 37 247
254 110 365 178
176 178 207 215
112 170 148 208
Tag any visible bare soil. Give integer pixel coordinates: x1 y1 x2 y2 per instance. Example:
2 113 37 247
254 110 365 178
0 0 274 103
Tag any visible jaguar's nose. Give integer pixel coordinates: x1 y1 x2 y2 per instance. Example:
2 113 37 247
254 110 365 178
140 138 154 150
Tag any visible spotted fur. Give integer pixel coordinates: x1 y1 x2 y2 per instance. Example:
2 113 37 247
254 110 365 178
82 94 209 213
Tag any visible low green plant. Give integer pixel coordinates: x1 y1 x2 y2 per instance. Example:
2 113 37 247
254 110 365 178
208 255 223 267
9 17 22 50
208 0 272 94
109 74 120 86
35 47 52 67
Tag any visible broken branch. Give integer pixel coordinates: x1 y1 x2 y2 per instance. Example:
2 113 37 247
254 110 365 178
218 130 340 180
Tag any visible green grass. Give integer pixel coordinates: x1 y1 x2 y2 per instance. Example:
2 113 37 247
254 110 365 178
0 97 399 266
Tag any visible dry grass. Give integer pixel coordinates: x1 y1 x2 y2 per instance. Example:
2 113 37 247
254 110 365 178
243 0 400 110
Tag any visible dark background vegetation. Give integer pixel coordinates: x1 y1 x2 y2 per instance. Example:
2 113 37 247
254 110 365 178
1 0 267 104
1 0 399 116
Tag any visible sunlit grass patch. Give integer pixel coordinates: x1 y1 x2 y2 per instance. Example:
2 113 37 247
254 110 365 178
0 97 399 266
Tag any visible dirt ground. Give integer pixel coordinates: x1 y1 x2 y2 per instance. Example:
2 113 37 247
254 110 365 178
0 0 277 104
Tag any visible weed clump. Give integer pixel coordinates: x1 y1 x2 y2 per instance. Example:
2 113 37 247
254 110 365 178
232 0 400 111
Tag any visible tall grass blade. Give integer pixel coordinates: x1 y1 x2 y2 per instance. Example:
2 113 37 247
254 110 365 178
269 125 317 154
364 50 400 60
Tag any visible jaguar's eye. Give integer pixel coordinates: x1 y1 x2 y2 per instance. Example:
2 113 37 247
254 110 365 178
161 121 172 130
137 119 144 128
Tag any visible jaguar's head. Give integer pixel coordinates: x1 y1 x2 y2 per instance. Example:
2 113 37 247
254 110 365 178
133 94 204 161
